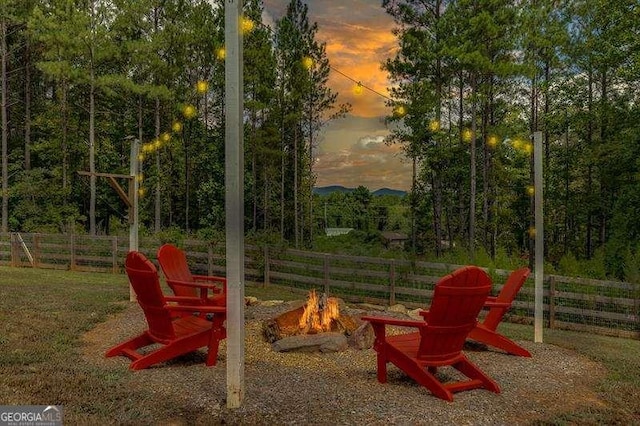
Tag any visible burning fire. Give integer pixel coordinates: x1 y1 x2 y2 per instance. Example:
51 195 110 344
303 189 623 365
299 290 340 333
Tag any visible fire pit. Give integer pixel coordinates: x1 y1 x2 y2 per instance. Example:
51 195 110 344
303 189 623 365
262 290 373 352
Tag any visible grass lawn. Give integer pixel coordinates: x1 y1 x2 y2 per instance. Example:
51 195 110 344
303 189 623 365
0 266 638 424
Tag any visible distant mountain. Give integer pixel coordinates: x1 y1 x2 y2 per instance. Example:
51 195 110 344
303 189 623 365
314 186 407 197
372 188 407 197
313 185 355 196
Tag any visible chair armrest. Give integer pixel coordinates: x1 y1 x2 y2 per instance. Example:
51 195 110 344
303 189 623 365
193 274 226 283
484 300 511 308
167 279 220 290
165 295 206 304
192 275 227 293
362 315 425 343
167 279 223 299
361 316 426 328
166 304 226 314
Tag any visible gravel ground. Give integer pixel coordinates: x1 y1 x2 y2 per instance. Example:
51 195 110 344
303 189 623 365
83 300 608 425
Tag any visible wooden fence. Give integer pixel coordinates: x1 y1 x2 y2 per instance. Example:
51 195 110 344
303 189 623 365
1 232 638 339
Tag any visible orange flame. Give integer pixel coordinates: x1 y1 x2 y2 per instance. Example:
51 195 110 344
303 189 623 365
299 290 340 333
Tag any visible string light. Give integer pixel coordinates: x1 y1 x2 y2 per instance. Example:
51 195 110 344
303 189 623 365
329 65 393 101
462 128 473 142
182 104 197 119
393 105 406 117
524 142 533 154
526 186 535 196
172 121 183 133
302 56 314 70
241 16 255 34
511 138 523 150
216 47 226 60
429 119 440 132
353 82 363 95
196 80 209 94
487 135 498 148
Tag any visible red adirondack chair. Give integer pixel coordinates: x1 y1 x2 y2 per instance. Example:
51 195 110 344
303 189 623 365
466 267 532 357
362 266 500 402
105 251 226 370
157 243 226 307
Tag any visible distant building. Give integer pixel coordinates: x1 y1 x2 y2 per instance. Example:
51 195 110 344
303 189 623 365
325 228 354 237
381 231 409 249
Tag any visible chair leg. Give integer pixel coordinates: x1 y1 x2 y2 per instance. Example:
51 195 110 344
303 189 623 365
376 352 388 384
454 358 500 394
130 333 209 370
206 331 223 366
468 326 532 357
403 361 453 402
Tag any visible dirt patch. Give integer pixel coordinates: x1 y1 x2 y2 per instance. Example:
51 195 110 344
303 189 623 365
83 302 608 425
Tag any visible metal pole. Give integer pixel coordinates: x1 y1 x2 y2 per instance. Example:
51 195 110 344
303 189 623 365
225 0 245 408
129 138 139 302
533 131 544 343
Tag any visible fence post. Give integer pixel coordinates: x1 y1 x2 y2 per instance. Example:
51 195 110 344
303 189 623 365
549 276 556 329
263 246 270 287
111 237 118 273
33 234 40 268
323 254 330 295
70 234 76 270
389 260 396 306
10 233 16 267
208 243 214 276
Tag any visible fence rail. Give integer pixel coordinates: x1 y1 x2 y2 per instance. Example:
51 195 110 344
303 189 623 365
1 232 638 339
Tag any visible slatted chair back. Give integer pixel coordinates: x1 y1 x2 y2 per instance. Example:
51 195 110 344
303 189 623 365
157 243 197 298
417 266 492 361
483 267 530 331
125 251 176 343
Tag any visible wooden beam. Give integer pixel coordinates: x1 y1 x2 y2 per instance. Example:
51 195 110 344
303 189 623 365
225 0 245 409
534 131 544 343
106 176 132 208
77 171 133 208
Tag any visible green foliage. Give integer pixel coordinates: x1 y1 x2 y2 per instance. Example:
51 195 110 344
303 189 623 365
9 169 81 233
623 247 640 285
0 0 639 284
154 226 186 247
557 251 582 277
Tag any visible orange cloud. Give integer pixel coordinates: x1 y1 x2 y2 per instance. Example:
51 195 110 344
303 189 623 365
318 21 397 118
264 1 408 190
264 0 398 118
314 134 412 191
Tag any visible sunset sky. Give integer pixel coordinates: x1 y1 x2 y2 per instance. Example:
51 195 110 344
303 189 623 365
262 1 412 191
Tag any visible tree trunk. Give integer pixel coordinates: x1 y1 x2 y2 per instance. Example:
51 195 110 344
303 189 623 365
585 68 593 258
1 19 7 232
24 37 32 171
458 72 466 244
184 123 190 233
308 103 314 247
251 105 257 231
89 65 96 235
280 112 285 241
469 76 477 258
155 97 161 233
61 80 68 193
294 125 299 248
